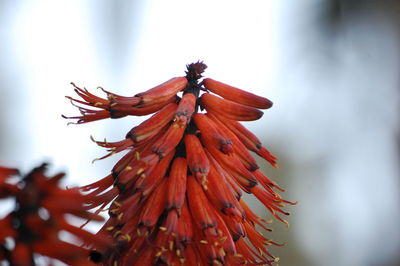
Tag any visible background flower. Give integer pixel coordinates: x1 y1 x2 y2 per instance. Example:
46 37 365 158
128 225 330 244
0 164 110 265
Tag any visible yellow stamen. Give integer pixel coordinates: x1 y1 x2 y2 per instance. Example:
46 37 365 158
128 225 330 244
155 251 163 257
136 168 145 175
120 234 131 242
213 260 223 266
135 151 140 160
283 219 289 227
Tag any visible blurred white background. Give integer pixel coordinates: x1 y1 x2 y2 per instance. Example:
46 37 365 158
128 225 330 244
0 0 399 265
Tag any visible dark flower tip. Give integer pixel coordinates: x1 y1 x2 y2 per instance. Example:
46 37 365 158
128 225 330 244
185 61 208 80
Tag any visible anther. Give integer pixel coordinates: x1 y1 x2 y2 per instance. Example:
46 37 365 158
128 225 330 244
136 168 145 175
131 151 139 160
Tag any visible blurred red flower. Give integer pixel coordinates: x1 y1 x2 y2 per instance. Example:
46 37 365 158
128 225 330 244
0 164 110 265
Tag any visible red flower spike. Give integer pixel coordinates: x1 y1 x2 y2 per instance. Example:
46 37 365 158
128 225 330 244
0 163 109 266
67 62 294 265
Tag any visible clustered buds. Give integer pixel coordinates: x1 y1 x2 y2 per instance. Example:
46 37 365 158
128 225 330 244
65 62 295 265
0 164 110 265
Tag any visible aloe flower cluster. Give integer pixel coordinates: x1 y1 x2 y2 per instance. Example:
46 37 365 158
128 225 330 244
65 62 294 265
0 164 110 265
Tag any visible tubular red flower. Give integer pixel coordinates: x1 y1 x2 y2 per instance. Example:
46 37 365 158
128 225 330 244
66 61 294 265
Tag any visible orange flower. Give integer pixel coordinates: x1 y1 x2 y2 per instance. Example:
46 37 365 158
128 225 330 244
0 164 110 265
66 62 295 265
